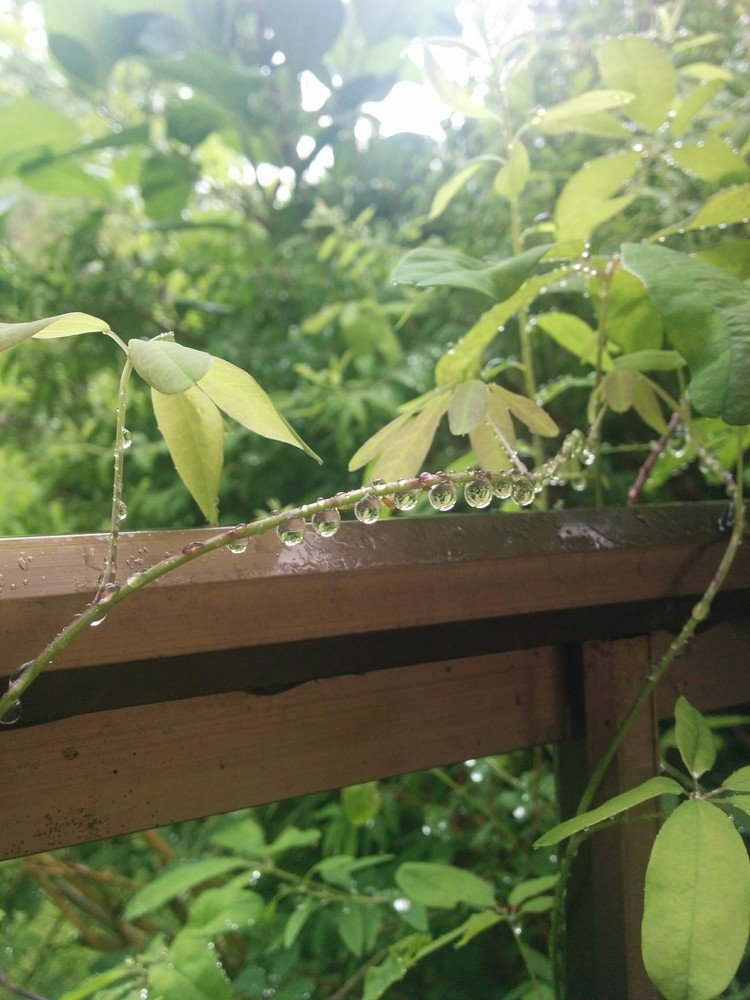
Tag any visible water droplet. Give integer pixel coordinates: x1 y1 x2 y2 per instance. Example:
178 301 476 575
121 428 133 450
667 429 687 458
571 474 587 492
277 517 306 546
226 538 248 554
392 487 419 511
95 582 120 604
116 500 128 522
581 447 596 466
182 541 204 555
512 477 535 507
11 661 33 684
126 572 144 587
464 478 493 509
17 554 29 572
90 614 107 627
428 481 457 511
0 700 21 725
492 473 513 500
311 507 341 537
355 495 381 524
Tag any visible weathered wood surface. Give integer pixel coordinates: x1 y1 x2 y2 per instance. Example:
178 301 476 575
0 648 568 859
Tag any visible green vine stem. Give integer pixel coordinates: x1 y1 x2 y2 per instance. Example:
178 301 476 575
592 260 617 508
549 432 746 998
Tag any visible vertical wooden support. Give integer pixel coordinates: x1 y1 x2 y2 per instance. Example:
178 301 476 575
583 637 660 999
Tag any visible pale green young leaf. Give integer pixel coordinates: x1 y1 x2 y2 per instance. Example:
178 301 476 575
341 782 380 827
430 159 490 220
485 392 517 448
532 89 634 134
670 79 723 138
453 910 503 947
187 881 264 936
669 138 749 183
695 239 750 280
423 47 498 120
149 931 232 1000
679 61 733 82
507 875 559 908
370 393 450 481
211 817 266 854
396 862 495 909
130 338 212 394
603 369 635 412
534 776 684 847
631 376 667 433
198 357 321 462
535 311 611 368
493 140 530 201
554 151 640 241
599 267 663 353
434 268 572 385
151 386 223 523
469 419 512 471
597 36 676 131
349 411 410 471
124 857 247 920
674 696 716 778
686 183 750 231
448 380 489 434
490 384 558 436
642 801 750 1000
622 243 750 424
612 350 685 371
393 244 552 301
724 765 750 816
283 899 314 948
0 311 110 352
58 968 135 1000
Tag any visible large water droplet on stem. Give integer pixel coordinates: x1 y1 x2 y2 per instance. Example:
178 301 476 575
354 495 381 524
512 477 535 507
392 487 419 511
277 517 306 546
312 507 341 537
226 538 248 554
492 473 513 500
121 428 133 450
0 700 21 725
11 661 33 684
116 500 128 523
428 481 457 511
464 478 493 509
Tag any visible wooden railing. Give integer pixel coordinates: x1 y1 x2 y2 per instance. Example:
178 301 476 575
2 502 749 998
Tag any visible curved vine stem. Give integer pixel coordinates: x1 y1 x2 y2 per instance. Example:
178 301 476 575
549 431 746 998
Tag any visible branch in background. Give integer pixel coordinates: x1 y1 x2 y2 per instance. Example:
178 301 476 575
0 974 51 1000
627 410 681 505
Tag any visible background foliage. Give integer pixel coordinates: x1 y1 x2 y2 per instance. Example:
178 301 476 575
1 0 748 996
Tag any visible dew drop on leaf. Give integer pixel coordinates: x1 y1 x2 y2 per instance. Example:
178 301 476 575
355 495 381 524
429 481 457 511
277 517 306 546
0 700 21 725
464 478 493 509
311 507 341 537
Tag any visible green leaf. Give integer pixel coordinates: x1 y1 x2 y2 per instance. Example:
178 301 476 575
124 858 247 920
198 357 321 462
448 380 489 434
674 696 716 778
508 875 559 908
265 827 322 857
555 151 640 241
336 905 365 956
430 160 490 220
469 419 512 472
642 800 750 1000
130 338 212 394
58 968 134 1000
679 61 733 82
211 817 266 855
341 782 381 826
603 369 635 411
534 776 684 847
453 909 503 947
490 385 558 436
151 386 223 524
612 350 685 371
368 393 451 481
669 138 749 183
149 931 232 1000
392 244 553 300
19 158 109 201
188 881 265 936
533 89 634 134
312 854 392 890
686 183 750 230
632 376 667 433
535 311 608 368
601 268 663 353
597 36 676 131
395 862 495 909
283 899 314 948
339 299 402 362
0 311 109 352
695 239 750 280
622 242 750 424
423 47 497 120
724 765 750 816
671 80 723 139
493 140 530 201
140 151 198 222
0 97 79 160
520 896 553 914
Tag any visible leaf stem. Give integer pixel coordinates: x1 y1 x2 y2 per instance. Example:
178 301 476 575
95 357 133 599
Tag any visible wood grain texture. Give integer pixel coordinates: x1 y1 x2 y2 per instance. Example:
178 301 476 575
0 648 566 859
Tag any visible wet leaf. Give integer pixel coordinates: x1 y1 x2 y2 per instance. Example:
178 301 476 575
675 696 716 778
0 312 109 352
597 36 676 131
130 338 212 394
396 862 495 909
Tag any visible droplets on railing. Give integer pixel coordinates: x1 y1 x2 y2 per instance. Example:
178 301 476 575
1 660 32 726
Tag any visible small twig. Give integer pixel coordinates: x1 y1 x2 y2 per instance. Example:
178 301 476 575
627 410 681 505
328 947 390 1000
0 973 51 1000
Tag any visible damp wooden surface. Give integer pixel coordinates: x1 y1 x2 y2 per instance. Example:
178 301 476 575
0 503 747 678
